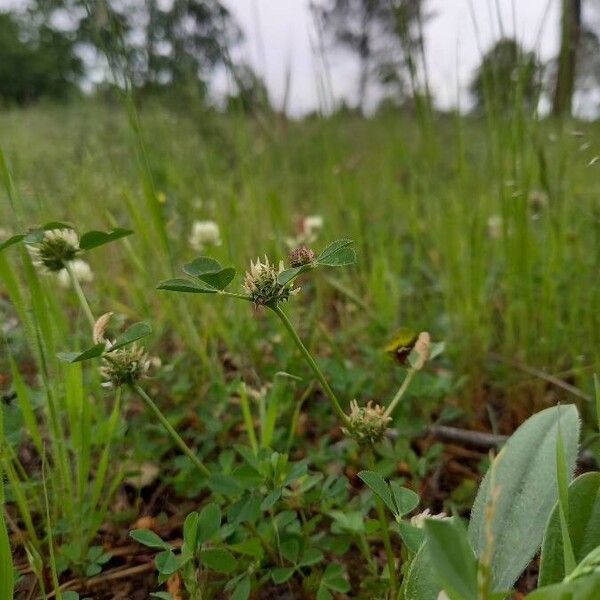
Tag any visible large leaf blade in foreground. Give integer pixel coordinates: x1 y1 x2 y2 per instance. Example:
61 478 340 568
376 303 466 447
468 405 580 591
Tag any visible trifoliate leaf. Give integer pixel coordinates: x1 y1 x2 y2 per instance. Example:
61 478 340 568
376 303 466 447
79 228 133 251
157 278 218 294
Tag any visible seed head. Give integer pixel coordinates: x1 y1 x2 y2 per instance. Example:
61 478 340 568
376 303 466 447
100 344 150 388
28 228 80 273
93 312 114 346
343 400 391 444
189 220 222 251
288 245 315 267
56 259 94 288
411 331 431 371
242 256 298 306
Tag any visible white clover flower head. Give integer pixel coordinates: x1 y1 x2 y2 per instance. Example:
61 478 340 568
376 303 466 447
28 228 80 273
410 509 448 529
242 256 298 306
487 214 503 240
343 400 391 444
189 220 222 251
56 259 94 288
303 215 323 235
100 343 151 388
285 214 324 248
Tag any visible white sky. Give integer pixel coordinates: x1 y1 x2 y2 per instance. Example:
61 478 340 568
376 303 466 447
217 0 562 115
0 0 574 115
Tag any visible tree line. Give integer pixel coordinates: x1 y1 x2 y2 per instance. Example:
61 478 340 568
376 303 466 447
0 0 595 117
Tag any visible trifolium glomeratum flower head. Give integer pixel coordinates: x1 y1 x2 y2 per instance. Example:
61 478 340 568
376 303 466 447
343 400 391 444
100 344 151 388
288 245 316 268
242 256 299 306
28 228 80 273
93 312 151 388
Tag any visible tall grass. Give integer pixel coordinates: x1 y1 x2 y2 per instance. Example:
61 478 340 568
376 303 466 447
1 99 598 408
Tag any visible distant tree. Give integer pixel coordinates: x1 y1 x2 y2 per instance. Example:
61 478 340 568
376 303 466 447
26 0 241 94
470 38 541 114
553 0 582 116
576 23 600 98
312 0 427 111
0 12 83 104
224 63 271 114
549 0 600 116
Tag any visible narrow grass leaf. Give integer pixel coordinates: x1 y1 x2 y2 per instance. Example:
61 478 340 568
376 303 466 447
9 356 43 454
539 472 600 585
238 383 258 454
595 374 600 434
0 420 14 599
556 419 577 576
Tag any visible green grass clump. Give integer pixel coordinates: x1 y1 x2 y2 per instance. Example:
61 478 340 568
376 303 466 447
1 99 598 402
1 94 600 597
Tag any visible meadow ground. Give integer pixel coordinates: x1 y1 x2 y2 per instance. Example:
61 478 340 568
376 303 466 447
1 99 600 597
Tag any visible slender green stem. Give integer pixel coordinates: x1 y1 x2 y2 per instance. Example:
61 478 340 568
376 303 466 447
368 448 398 596
376 497 397 595
65 261 95 329
286 382 314 452
384 368 417 419
41 452 62 598
133 385 210 477
238 382 258 455
34 327 74 520
220 290 252 302
358 532 377 573
271 304 350 428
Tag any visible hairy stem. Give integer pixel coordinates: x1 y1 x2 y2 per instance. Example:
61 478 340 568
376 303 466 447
271 304 350 428
358 532 377 573
134 385 210 477
65 261 95 330
384 368 417 419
